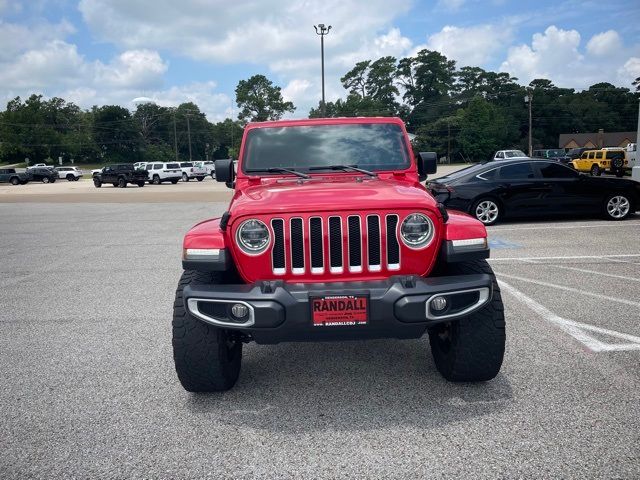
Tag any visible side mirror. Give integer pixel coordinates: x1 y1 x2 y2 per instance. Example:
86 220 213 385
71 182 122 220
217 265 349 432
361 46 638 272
418 152 437 181
214 159 235 184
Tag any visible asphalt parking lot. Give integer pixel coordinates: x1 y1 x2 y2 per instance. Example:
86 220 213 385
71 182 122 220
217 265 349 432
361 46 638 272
1 201 639 478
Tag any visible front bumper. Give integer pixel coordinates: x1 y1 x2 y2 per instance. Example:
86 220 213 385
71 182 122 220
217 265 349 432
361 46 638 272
183 274 493 344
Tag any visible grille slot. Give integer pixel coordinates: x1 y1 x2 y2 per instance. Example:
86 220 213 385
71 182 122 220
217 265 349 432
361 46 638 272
271 219 285 274
329 216 343 273
348 216 362 272
386 215 400 270
270 214 402 275
367 215 381 271
309 217 324 273
290 218 304 274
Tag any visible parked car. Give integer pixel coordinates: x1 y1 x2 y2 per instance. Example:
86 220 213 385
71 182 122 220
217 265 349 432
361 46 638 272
199 160 216 178
27 167 58 183
93 164 149 188
570 148 629 177
179 161 207 182
0 168 29 185
532 148 566 161
55 166 83 181
144 162 182 184
427 159 639 225
26 163 52 170
174 117 505 393
492 150 529 161
625 143 637 167
562 147 590 164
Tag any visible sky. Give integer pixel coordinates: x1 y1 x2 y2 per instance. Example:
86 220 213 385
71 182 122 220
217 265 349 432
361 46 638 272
1 0 639 121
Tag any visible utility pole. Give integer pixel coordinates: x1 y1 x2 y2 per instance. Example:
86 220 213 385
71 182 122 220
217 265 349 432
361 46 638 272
314 24 331 117
525 88 533 156
172 111 178 162
447 121 451 164
185 114 192 162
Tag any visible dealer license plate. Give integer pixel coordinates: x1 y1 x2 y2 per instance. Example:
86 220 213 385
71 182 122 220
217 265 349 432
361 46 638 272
310 295 369 327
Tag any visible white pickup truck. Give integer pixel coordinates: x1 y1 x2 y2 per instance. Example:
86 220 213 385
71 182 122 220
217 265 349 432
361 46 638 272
179 162 207 182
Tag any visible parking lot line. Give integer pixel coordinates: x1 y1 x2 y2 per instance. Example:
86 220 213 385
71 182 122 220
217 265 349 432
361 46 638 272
495 272 640 308
490 254 640 262
489 222 640 232
499 280 640 352
519 259 640 282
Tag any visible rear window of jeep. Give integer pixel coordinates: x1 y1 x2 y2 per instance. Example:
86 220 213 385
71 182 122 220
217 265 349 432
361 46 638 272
242 123 411 173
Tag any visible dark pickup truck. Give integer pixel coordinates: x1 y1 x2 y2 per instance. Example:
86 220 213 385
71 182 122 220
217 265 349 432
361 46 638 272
93 164 149 188
0 168 30 185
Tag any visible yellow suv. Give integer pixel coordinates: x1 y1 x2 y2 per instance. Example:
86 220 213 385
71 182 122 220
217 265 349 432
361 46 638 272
571 148 628 177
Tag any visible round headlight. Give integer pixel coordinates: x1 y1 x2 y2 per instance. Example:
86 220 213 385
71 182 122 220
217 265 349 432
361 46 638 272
400 213 434 248
236 219 270 254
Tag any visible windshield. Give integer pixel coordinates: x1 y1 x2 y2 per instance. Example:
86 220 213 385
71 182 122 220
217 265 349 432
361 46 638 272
241 123 411 173
504 150 527 158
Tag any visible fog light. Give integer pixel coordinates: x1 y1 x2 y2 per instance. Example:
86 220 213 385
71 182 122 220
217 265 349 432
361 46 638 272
431 296 448 311
231 303 249 319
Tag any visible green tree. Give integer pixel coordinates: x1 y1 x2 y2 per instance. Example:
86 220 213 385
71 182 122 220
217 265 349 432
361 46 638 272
211 119 243 159
458 97 518 161
235 74 295 123
92 105 139 163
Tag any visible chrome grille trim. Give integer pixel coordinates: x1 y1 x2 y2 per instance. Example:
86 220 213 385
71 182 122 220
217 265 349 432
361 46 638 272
309 216 324 274
290 217 305 274
270 214 402 275
271 219 286 275
366 215 382 272
347 215 362 273
386 214 400 270
328 216 343 274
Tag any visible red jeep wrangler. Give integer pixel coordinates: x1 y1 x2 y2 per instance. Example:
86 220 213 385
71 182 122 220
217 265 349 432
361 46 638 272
173 117 505 392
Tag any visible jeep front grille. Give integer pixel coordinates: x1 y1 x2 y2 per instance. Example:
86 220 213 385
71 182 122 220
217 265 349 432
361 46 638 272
270 214 400 275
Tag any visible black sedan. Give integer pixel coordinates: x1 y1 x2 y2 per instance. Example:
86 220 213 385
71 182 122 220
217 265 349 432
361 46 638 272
427 159 640 225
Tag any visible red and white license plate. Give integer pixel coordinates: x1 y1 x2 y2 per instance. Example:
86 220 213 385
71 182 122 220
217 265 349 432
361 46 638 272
310 295 368 327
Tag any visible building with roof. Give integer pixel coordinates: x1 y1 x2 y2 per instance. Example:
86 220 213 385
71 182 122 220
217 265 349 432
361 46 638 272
558 131 636 149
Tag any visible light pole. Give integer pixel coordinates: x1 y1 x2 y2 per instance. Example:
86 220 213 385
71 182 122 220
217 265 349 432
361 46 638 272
525 88 533 157
314 23 331 117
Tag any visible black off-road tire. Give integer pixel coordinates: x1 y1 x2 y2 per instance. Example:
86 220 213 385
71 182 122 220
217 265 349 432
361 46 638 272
173 270 243 392
615 169 625 178
93 178 102 188
137 181 145 187
66 174 74 181
171 179 179 184
152 175 161 185
182 173 189 182
10 177 19 185
428 259 505 382
590 164 601 176
42 177 50 183
117 177 127 188
197 176 204 181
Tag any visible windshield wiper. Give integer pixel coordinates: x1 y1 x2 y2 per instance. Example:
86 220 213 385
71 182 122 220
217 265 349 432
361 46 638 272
245 167 310 179
308 164 377 177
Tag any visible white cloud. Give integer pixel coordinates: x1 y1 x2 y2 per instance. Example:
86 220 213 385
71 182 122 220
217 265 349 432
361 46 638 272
436 0 465 12
586 30 622 56
0 19 75 61
618 57 640 86
0 32 230 120
499 25 639 89
500 26 583 84
77 0 414 114
94 50 168 89
421 25 512 66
